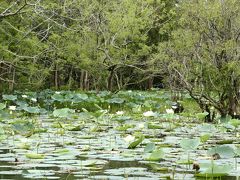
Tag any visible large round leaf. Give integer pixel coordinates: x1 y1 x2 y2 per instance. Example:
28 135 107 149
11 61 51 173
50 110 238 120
144 143 156 153
51 94 65 102
0 103 6 110
207 145 235 158
146 149 165 161
2 95 17 101
180 138 200 151
113 116 131 123
196 163 232 177
23 106 40 114
53 108 75 118
197 124 216 133
107 98 125 104
75 93 88 100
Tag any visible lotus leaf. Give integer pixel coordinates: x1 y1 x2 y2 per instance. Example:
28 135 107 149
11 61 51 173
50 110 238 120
180 138 200 151
23 106 40 114
229 119 240 128
144 143 156 153
0 103 6 110
53 108 75 118
25 153 45 159
2 95 17 101
128 135 144 149
107 98 125 104
146 149 165 161
196 163 232 177
207 145 235 158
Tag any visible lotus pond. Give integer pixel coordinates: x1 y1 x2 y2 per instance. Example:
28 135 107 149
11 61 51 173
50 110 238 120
0 90 240 179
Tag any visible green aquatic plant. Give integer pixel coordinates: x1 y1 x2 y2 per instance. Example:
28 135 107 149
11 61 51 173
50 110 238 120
146 149 165 161
0 90 240 179
25 153 45 159
53 108 75 118
180 138 200 151
12 120 35 137
200 133 211 149
200 134 211 144
113 116 131 124
127 135 144 149
144 143 156 153
195 112 209 121
207 145 235 159
23 106 41 116
2 95 18 101
0 103 6 110
229 119 240 136
179 138 200 165
195 161 232 178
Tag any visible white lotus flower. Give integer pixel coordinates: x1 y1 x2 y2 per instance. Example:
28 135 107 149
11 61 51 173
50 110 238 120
31 98 37 102
22 95 28 98
143 111 156 117
236 132 240 138
20 137 30 143
55 91 61 94
124 135 135 143
138 123 145 129
116 111 124 115
100 109 107 113
166 109 174 114
9 106 16 111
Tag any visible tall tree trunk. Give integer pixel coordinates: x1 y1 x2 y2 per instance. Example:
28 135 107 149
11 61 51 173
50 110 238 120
79 70 84 90
54 64 58 89
147 77 153 90
67 66 73 90
107 65 117 91
107 71 114 91
9 66 15 92
115 73 121 90
84 71 89 90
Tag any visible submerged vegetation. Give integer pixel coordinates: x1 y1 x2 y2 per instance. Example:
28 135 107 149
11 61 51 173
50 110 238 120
0 90 240 179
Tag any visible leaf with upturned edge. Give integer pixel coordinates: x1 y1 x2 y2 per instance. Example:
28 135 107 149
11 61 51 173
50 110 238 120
128 135 144 149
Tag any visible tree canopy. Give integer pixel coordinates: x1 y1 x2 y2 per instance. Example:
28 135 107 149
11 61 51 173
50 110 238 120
0 0 239 119
158 0 240 120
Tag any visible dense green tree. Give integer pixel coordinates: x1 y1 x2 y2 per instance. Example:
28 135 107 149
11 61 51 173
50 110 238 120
0 0 49 91
158 0 240 120
0 0 181 92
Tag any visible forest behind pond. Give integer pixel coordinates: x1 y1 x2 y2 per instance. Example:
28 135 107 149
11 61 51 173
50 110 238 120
0 1 240 179
1 0 240 120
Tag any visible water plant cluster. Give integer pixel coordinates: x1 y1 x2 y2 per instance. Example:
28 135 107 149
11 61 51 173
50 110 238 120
0 90 240 179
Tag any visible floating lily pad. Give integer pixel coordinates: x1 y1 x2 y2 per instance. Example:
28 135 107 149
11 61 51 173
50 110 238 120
2 95 17 101
23 106 41 114
53 108 75 118
146 149 165 161
25 153 45 159
144 143 155 153
107 98 125 104
113 116 131 123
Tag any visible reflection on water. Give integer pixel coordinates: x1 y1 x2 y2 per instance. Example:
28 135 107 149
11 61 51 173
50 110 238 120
0 158 239 180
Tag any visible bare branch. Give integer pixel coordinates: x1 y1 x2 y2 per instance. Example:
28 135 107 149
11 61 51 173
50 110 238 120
0 0 28 19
